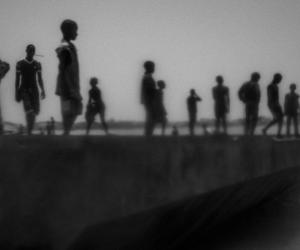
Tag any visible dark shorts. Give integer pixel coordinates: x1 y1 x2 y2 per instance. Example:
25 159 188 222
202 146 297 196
22 90 40 114
61 98 83 116
269 104 283 119
245 103 259 119
85 103 105 122
215 104 227 118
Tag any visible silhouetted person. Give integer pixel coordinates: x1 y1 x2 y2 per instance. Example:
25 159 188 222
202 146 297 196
262 73 283 137
172 125 179 136
187 89 202 136
0 59 10 134
56 19 82 135
212 75 229 134
46 121 52 135
15 44 46 135
50 116 55 134
284 83 299 137
155 80 167 135
18 124 24 135
85 77 108 135
141 61 156 136
238 72 261 135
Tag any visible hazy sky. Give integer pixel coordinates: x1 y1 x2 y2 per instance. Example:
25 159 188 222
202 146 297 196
0 0 300 123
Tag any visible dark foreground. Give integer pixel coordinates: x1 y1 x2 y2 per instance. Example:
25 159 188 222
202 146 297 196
0 135 298 249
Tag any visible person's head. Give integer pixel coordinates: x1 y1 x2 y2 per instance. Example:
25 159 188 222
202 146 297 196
60 19 78 41
26 44 35 59
157 80 166 90
216 75 223 86
190 89 196 96
143 61 155 74
90 77 98 87
290 83 296 92
272 73 282 84
250 72 260 82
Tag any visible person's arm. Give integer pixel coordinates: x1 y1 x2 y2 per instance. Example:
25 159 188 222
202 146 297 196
36 62 45 99
15 62 21 102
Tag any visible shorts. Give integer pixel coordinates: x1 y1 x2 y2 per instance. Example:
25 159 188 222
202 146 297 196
61 98 83 116
22 90 40 115
269 104 283 119
85 103 104 122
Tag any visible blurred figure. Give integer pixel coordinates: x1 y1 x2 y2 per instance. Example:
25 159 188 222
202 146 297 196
85 77 108 135
56 19 82 135
46 121 52 135
262 73 284 137
187 89 202 136
212 75 230 134
15 44 45 135
172 125 179 136
284 83 299 137
50 116 56 135
140 61 157 136
155 80 167 135
238 72 261 135
0 59 10 134
18 124 24 135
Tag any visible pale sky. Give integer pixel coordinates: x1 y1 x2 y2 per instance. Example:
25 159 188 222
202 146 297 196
0 0 300 124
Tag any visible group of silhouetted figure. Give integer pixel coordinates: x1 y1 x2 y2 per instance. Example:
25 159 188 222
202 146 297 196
0 19 299 138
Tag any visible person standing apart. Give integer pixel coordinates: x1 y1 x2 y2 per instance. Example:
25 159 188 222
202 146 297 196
262 73 284 137
15 44 45 135
284 83 299 137
212 75 230 134
140 61 157 136
85 77 108 135
238 72 261 135
187 89 202 136
56 19 82 135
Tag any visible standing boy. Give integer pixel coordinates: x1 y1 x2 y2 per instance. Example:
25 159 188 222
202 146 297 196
56 19 82 135
187 89 202 136
284 83 299 137
85 77 108 135
15 44 45 135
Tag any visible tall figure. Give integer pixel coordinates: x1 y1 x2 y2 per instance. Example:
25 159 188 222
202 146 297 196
238 72 261 135
56 19 82 135
187 89 202 136
0 59 10 134
262 73 283 137
15 45 46 135
85 77 109 135
140 61 156 136
155 80 167 135
284 83 299 137
212 75 230 134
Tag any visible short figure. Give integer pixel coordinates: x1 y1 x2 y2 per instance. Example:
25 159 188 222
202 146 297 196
56 19 82 135
172 125 179 136
85 77 108 135
187 89 202 136
212 75 230 134
155 80 167 135
140 61 157 136
262 73 284 137
15 44 46 135
284 83 299 137
238 72 261 135
50 116 56 135
46 121 52 135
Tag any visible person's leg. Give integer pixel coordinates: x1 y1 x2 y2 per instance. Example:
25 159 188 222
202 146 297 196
286 116 291 136
85 116 93 135
222 114 227 134
245 105 250 135
293 115 299 136
215 116 220 134
99 111 108 134
277 112 283 136
26 111 35 135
